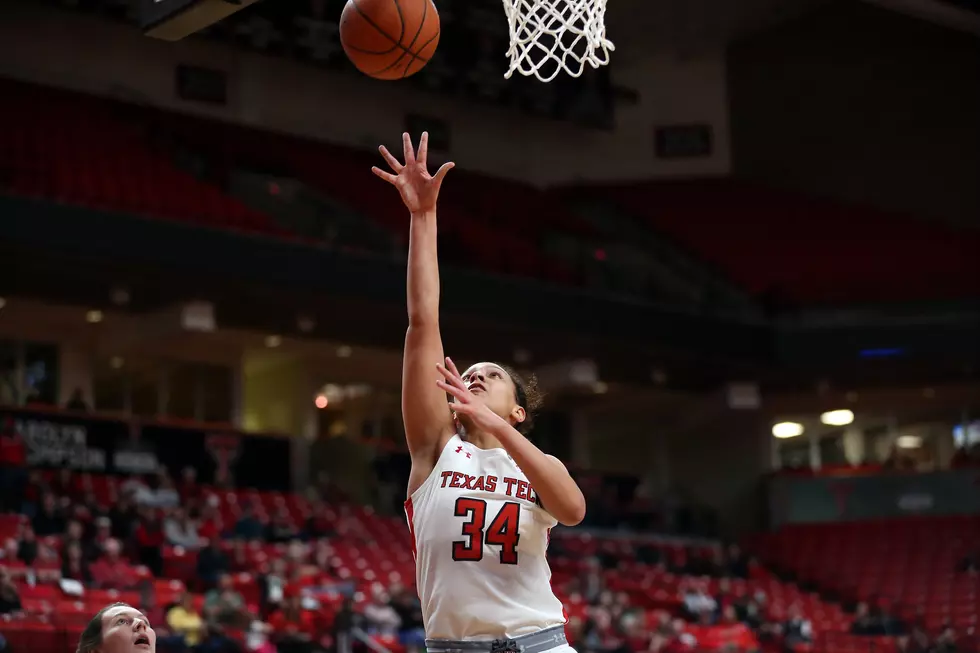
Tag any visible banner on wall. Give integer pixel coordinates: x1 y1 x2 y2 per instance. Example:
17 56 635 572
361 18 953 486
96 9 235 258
769 470 980 527
2 408 291 491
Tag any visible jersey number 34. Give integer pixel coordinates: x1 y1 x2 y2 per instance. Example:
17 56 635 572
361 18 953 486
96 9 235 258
452 498 520 565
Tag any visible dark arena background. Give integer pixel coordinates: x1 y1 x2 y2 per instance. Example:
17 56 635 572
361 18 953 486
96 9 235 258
1 0 980 652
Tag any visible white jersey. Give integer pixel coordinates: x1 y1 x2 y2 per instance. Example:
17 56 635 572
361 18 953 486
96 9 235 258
405 434 567 640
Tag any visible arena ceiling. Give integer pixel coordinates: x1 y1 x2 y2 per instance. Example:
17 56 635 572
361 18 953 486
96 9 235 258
604 0 831 58
606 0 980 59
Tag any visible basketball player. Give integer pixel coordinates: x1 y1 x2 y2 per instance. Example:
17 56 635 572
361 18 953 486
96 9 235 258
372 133 587 653
76 603 156 653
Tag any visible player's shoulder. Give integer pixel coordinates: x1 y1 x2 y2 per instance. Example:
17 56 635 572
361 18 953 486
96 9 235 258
544 454 568 471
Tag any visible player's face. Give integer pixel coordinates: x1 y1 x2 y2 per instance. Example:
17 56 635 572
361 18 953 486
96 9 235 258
98 605 155 653
461 362 525 427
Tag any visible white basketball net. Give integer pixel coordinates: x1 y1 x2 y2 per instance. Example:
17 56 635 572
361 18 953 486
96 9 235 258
502 0 614 82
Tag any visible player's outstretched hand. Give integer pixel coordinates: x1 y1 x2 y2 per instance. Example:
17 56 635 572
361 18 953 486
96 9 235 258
436 357 507 433
372 132 454 215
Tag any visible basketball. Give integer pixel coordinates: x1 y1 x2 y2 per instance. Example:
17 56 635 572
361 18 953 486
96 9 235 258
340 0 441 80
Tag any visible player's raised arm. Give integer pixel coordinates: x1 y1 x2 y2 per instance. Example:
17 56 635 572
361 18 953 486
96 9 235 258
373 133 456 489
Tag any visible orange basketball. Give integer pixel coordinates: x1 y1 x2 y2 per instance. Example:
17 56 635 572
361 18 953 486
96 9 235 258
339 0 440 80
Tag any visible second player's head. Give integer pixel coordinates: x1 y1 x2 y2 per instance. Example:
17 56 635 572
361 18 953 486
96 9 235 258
458 362 542 435
77 603 155 653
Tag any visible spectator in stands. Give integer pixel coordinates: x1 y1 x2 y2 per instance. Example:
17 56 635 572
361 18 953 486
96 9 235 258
64 518 96 562
196 538 230 590
165 591 206 649
80 489 106 521
52 468 78 499
258 558 289 615
266 507 299 544
164 507 203 550
197 503 222 543
363 585 401 636
735 590 768 631
14 527 38 570
0 568 23 617
234 503 265 540
682 581 718 623
107 492 139 541
333 597 360 653
20 470 47 516
714 577 736 617
134 508 165 576
62 540 92 583
122 474 151 504
852 602 884 635
128 470 180 509
581 557 605 603
91 516 115 558
304 502 334 540
151 469 181 509
780 605 813 653
268 590 317 653
933 625 957 653
177 466 201 502
0 417 26 513
228 539 251 573
90 538 135 590
204 573 250 630
32 492 65 536
724 543 751 579
906 622 932 653
390 583 425 653
307 539 341 580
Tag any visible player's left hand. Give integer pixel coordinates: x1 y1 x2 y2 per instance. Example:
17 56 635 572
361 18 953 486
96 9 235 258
436 357 507 432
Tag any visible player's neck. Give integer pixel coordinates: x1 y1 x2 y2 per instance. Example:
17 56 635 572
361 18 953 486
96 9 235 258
458 425 504 451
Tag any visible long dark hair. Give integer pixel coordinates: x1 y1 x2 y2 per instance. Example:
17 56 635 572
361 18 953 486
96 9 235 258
497 364 544 435
77 602 129 653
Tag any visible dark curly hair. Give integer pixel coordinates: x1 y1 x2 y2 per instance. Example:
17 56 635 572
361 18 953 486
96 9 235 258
497 363 544 435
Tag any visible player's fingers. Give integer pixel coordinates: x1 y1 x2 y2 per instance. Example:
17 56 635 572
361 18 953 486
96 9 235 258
418 131 429 167
371 167 398 184
436 363 466 389
432 162 455 186
436 380 466 401
378 146 402 172
445 357 463 379
403 132 415 163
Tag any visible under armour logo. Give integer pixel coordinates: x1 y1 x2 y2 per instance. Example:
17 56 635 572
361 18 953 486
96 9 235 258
455 446 472 459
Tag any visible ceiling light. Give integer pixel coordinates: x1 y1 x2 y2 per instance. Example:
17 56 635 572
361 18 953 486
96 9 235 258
314 394 328 409
86 310 103 324
110 287 130 306
264 335 282 348
336 345 352 358
297 315 316 333
772 422 804 439
820 409 854 426
896 435 922 449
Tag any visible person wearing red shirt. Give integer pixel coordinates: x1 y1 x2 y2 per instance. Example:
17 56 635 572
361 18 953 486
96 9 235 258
134 509 165 576
268 591 318 653
90 539 137 590
0 418 27 512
